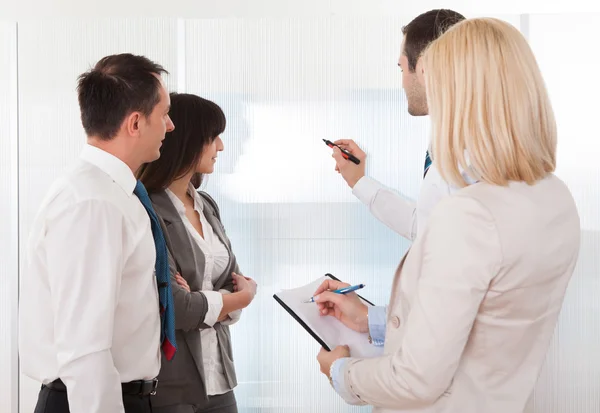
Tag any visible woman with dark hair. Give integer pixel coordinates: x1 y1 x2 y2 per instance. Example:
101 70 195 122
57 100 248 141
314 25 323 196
137 93 257 413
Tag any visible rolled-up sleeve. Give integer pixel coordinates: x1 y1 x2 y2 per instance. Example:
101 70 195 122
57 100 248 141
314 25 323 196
219 289 242 326
201 291 224 327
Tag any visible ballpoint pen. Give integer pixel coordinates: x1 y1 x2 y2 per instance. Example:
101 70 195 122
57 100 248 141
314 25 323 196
322 139 361 165
303 283 366 303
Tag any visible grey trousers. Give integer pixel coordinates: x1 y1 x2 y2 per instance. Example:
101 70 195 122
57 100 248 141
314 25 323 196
152 391 237 413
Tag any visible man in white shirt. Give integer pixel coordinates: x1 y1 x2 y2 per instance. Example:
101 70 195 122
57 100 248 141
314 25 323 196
19 54 175 413
330 9 467 241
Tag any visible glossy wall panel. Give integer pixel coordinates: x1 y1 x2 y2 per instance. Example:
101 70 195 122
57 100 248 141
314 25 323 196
183 17 426 412
183 15 520 412
524 13 600 413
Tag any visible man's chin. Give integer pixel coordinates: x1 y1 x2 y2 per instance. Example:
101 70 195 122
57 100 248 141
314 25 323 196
145 150 161 163
408 106 428 117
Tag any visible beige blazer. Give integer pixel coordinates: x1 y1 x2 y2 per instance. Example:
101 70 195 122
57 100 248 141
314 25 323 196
341 175 580 413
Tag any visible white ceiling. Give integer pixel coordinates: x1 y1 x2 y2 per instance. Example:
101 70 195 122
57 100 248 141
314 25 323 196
1 0 600 20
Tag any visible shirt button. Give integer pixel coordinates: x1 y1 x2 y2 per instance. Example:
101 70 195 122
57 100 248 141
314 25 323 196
391 316 401 328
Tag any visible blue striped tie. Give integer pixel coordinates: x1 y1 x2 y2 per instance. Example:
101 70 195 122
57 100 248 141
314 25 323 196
133 180 177 360
424 150 432 178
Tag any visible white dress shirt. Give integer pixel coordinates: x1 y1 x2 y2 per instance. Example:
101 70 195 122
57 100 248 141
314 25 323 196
166 186 240 396
19 144 161 413
352 163 474 241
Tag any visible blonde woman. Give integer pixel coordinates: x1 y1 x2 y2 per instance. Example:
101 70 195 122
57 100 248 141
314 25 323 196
314 18 580 413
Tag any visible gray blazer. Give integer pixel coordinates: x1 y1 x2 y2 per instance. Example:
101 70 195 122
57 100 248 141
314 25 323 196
150 190 239 407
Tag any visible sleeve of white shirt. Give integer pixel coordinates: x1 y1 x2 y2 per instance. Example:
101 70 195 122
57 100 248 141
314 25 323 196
45 199 127 413
218 289 242 326
201 291 224 327
336 195 502 410
352 176 418 241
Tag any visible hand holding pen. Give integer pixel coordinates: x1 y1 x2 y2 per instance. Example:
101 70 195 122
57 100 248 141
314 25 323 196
304 283 365 303
310 279 370 334
324 139 367 189
323 139 361 165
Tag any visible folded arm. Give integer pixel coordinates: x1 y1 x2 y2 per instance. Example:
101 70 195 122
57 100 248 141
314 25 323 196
170 262 249 330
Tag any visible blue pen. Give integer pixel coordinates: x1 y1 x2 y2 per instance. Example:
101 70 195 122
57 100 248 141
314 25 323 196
303 284 366 303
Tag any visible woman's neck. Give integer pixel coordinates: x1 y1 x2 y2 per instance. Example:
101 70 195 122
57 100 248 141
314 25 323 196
168 173 193 203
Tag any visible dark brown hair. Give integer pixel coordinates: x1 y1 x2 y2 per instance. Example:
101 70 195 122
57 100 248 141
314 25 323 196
77 53 167 141
402 9 466 72
137 93 226 193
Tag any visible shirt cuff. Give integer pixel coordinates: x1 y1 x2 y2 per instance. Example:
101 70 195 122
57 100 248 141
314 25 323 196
201 290 223 327
368 305 387 346
218 289 242 326
352 176 383 206
330 357 362 405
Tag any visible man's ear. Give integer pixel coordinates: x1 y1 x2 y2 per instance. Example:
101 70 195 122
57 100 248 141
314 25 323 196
125 112 142 137
416 56 424 72
415 57 426 82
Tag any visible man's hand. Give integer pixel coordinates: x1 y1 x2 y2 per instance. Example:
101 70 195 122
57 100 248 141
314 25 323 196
313 279 369 333
331 139 367 188
318 345 351 378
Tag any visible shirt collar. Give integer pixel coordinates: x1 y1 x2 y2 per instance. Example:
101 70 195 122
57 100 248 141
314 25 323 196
165 183 204 217
80 144 137 196
190 184 204 213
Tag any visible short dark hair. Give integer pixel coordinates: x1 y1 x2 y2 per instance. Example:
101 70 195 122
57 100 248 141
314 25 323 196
402 9 466 72
77 53 168 141
137 93 226 193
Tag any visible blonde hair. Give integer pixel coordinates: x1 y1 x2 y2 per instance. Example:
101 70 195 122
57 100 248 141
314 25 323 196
422 18 557 187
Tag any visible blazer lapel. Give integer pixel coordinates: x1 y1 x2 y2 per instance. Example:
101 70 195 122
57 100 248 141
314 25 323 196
199 196 229 251
150 190 206 291
196 191 236 290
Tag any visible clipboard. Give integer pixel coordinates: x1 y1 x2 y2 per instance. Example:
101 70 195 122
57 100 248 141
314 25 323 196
273 273 381 358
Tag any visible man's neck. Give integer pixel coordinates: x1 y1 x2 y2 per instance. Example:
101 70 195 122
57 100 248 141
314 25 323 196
87 137 140 173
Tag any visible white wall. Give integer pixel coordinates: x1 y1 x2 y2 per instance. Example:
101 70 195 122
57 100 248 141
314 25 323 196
526 13 600 412
0 21 19 413
1 0 600 18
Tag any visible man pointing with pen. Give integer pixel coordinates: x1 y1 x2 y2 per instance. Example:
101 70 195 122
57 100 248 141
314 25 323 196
329 9 468 242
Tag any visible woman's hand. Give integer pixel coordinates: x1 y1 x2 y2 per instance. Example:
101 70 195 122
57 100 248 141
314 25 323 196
232 272 257 306
175 272 191 292
317 345 351 379
313 279 369 333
